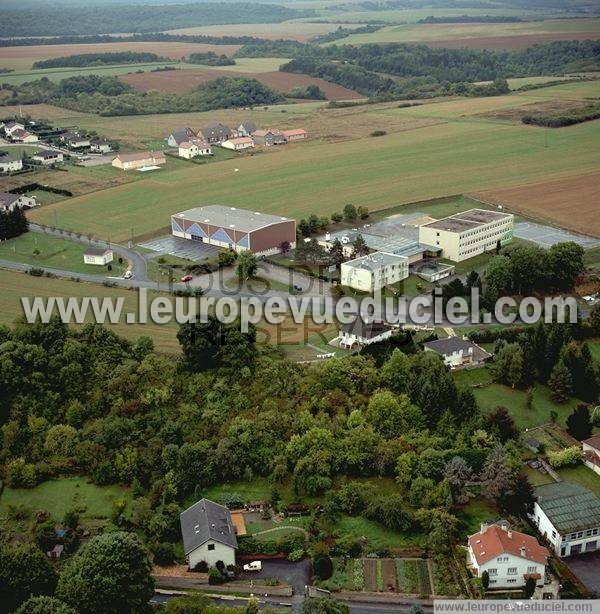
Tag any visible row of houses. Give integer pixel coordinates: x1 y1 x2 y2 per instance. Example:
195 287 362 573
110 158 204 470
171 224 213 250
2 120 39 144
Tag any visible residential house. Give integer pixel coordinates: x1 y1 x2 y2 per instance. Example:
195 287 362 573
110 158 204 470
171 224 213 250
61 131 90 149
178 139 212 159
251 129 285 147
532 482 600 556
10 128 38 143
0 191 37 212
423 336 492 369
90 139 112 153
166 127 197 148
0 155 23 173
84 247 113 266
3 121 25 136
200 122 231 144
282 128 307 142
235 121 257 137
341 251 409 293
112 151 166 171
339 317 394 349
180 498 238 569
32 150 64 166
221 137 254 151
467 522 548 589
582 435 600 476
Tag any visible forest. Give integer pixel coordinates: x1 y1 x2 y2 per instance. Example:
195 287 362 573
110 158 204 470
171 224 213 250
0 3 313 37
187 52 236 67
32 52 168 70
1 76 284 116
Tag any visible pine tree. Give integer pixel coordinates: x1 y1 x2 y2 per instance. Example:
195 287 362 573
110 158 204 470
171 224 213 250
480 444 512 501
566 404 592 441
351 233 369 258
548 360 572 403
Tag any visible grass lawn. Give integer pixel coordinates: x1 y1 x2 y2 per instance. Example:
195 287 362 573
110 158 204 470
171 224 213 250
455 499 499 539
336 515 424 550
453 367 581 429
0 476 132 525
0 232 126 276
27 100 600 242
557 465 600 498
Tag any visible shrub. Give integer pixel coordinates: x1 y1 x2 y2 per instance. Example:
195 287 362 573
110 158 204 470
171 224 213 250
152 542 176 566
547 446 582 468
193 560 208 573
312 554 333 580
288 548 305 562
370 130 386 137
208 568 225 584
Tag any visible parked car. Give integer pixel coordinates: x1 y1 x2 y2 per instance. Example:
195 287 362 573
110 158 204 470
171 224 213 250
123 270 133 279
181 274 193 282
243 561 262 572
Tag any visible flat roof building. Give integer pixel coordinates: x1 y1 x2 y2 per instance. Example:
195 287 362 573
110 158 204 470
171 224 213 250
171 205 296 255
341 251 409 293
419 208 514 262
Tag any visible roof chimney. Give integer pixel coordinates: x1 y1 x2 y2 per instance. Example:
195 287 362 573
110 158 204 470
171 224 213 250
508 530 513 538
480 522 488 535
520 546 526 556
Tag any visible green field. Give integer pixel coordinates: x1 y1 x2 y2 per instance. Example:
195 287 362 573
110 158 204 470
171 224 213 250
336 515 424 549
0 476 132 525
0 232 126 275
330 18 600 45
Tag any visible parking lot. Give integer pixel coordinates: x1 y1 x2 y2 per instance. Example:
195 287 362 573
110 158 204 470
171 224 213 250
238 559 310 595
139 236 219 260
514 222 600 250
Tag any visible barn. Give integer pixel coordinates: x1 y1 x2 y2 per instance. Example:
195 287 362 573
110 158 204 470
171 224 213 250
171 205 296 255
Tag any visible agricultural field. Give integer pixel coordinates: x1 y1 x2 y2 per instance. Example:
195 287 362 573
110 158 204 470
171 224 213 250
330 18 600 48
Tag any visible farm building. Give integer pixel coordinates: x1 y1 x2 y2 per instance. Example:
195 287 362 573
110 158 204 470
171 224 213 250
171 205 296 255
467 522 548 589
167 127 197 148
281 128 307 141
339 317 394 348
236 121 257 137
0 155 23 173
84 247 113 266
252 129 286 147
341 251 409 292
112 151 166 171
532 482 600 556
419 209 514 262
0 191 37 212
200 122 231 144
423 337 492 369
179 139 212 159
221 137 254 151
582 436 600 476
180 498 238 569
32 150 64 166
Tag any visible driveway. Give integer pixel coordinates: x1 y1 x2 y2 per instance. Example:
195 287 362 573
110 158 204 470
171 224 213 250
565 550 600 594
238 559 310 595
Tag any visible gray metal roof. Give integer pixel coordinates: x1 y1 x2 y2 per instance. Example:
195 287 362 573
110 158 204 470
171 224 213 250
424 336 479 355
534 482 600 533
341 317 393 340
423 208 512 233
84 247 111 256
344 251 407 271
180 498 238 554
34 150 61 159
174 205 290 233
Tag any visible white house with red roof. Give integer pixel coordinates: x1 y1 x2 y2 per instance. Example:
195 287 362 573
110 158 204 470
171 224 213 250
467 521 548 588
582 435 600 476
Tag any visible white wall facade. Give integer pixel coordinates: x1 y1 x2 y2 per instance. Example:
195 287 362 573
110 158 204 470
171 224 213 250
341 253 408 292
84 251 113 266
0 159 23 173
468 546 545 588
340 329 393 348
425 346 473 368
188 540 236 569
532 503 600 556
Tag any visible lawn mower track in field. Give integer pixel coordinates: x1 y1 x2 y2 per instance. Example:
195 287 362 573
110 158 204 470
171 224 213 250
474 171 600 238
120 68 362 100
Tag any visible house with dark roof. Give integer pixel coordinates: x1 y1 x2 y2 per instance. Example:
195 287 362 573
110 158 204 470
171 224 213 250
32 150 64 166
532 482 600 556
252 129 285 147
582 435 600 476
90 139 112 154
166 127 197 148
339 316 394 348
423 336 491 369
467 522 548 588
180 498 238 569
61 131 90 148
0 154 23 173
0 191 36 212
200 122 231 144
236 121 257 138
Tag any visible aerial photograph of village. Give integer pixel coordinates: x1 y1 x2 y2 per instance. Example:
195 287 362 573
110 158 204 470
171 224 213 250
0 0 599 611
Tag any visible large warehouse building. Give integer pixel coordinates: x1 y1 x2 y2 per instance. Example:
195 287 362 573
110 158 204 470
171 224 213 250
171 205 296 255
419 208 514 262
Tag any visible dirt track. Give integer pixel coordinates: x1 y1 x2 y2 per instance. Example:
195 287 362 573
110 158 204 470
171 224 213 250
474 171 600 238
120 68 363 100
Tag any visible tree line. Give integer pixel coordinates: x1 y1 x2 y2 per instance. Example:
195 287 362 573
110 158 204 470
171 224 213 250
32 52 169 69
522 102 600 128
0 207 29 241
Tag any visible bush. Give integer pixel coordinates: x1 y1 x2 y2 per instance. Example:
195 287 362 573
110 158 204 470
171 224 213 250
208 567 225 584
312 554 333 580
193 560 209 573
288 548 305 562
152 542 176 566
547 446 582 468
370 130 386 137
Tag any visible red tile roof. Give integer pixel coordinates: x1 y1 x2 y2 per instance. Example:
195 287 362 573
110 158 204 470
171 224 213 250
281 129 307 137
583 435 600 452
468 525 548 566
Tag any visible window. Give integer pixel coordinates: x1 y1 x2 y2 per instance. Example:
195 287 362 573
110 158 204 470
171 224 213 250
507 579 517 584
527 566 537 573
488 569 497 576
552 531 556 538
586 530 593 537
507 568 517 575
577 532 584 539
207 544 215 551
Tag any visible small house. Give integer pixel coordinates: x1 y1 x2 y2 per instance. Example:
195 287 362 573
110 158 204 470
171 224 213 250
221 137 254 151
282 128 307 142
178 139 212 159
112 151 166 171
10 128 38 143
252 129 285 147
3 121 25 136
61 132 90 149
200 122 231 144
84 247 113 266
0 191 37 212
32 150 64 166
423 336 491 369
166 127 197 148
236 121 257 137
0 155 23 173
339 317 394 349
582 435 600 476
90 139 112 154
180 498 238 569
467 522 548 589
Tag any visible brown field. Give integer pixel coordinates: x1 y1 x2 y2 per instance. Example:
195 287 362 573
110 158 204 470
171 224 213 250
0 42 242 70
363 559 378 592
120 68 362 100
474 171 600 237
381 559 398 592
417 32 600 50
480 99 588 122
